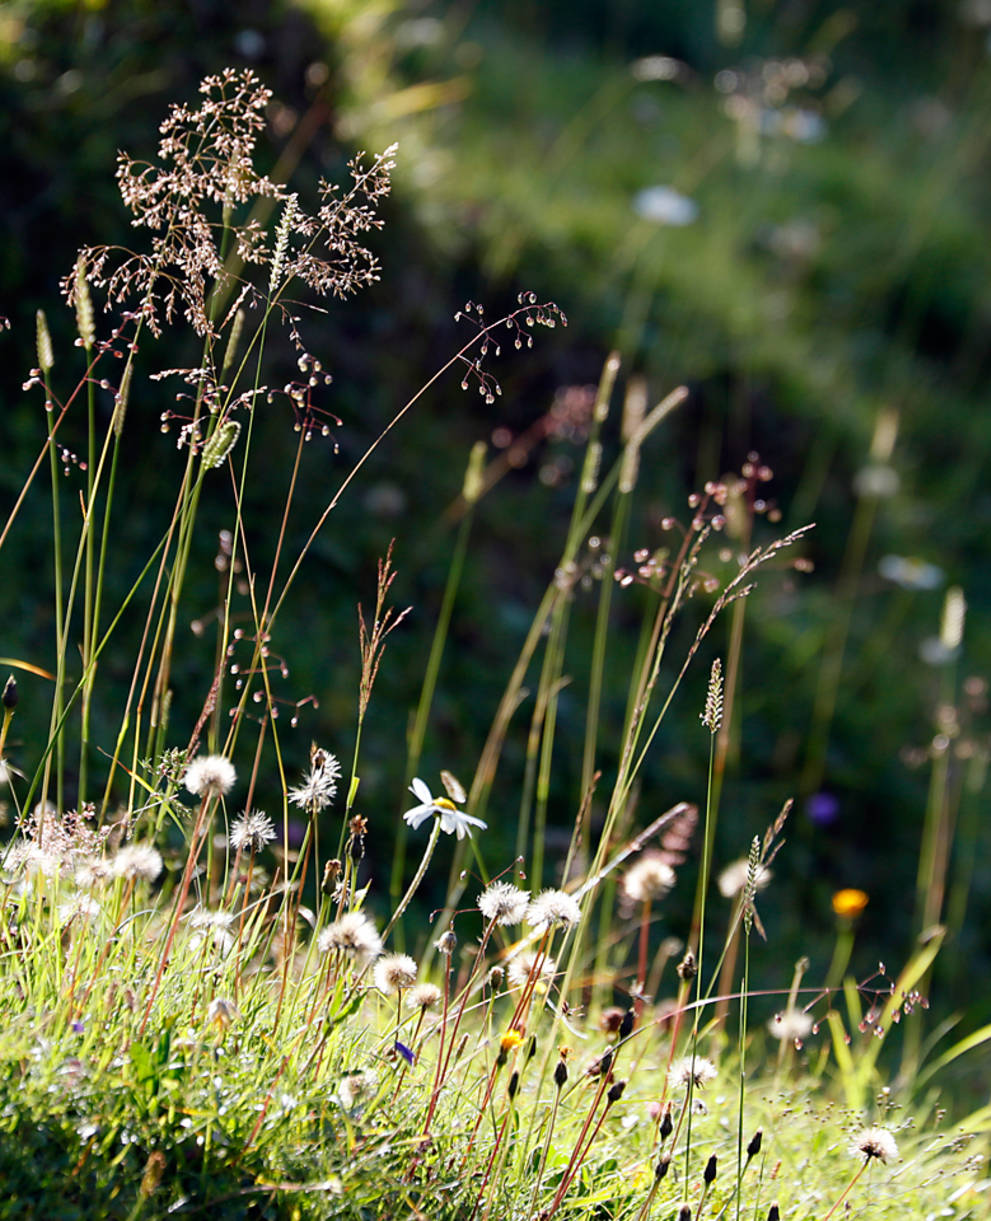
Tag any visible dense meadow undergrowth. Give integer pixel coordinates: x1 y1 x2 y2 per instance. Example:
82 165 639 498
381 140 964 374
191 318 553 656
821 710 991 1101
1 70 989 1219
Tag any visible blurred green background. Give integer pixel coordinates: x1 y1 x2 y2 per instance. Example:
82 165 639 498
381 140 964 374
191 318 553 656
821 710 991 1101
1 0 989 1051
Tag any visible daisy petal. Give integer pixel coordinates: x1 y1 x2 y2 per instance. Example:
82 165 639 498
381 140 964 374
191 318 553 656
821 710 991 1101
410 777 432 803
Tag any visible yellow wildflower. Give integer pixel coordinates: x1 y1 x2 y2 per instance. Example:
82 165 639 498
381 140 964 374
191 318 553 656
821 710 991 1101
832 888 869 918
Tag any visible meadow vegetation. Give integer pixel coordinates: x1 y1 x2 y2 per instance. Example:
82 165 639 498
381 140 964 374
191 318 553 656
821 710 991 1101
1 64 989 1218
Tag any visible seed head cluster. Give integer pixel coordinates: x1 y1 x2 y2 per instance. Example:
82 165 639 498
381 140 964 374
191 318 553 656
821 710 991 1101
64 69 395 341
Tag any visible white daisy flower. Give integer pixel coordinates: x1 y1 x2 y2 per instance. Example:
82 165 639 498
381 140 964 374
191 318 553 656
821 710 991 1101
403 777 487 840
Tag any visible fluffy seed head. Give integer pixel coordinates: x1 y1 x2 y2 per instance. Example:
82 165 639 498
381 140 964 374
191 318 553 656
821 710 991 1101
408 983 442 1010
230 809 276 853
768 1009 814 1042
184 754 236 798
288 748 341 812
718 858 771 899
113 843 164 882
507 950 557 990
622 852 676 903
373 953 418 995
317 911 383 963
338 1071 377 1111
526 888 582 931
851 1126 898 1163
478 880 530 926
666 1055 718 1092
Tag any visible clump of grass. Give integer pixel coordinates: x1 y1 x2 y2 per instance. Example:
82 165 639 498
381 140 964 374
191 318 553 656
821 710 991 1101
0 70 988 1221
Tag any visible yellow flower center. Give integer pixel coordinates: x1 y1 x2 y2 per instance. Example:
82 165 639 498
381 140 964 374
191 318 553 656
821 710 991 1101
435 797 457 811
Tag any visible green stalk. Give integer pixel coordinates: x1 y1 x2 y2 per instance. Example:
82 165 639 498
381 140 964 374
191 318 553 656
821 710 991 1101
392 444 485 924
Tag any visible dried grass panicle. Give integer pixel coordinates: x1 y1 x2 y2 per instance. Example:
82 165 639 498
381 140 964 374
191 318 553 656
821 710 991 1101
64 67 396 340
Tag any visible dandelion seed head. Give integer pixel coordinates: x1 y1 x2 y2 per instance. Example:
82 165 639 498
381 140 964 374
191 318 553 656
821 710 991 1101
718 858 771 899
338 1070 377 1111
113 843 164 882
622 852 676 903
74 856 115 888
317 911 382 963
408 983 442 1010
229 809 276 853
851 1126 899 1163
57 893 103 926
184 754 236 798
288 749 340 812
507 950 557 990
666 1055 718 1092
768 1009 814 1042
525 888 582 931
478 880 530 926
373 953 418 995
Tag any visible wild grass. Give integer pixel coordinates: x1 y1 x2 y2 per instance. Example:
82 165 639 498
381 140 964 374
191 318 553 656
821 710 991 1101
0 71 989 1220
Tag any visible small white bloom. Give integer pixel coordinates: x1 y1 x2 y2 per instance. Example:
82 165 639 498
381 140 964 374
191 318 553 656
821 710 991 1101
878 555 944 591
184 754 236 798
633 185 699 226
525 888 582 931
403 777 487 840
478 881 530 926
